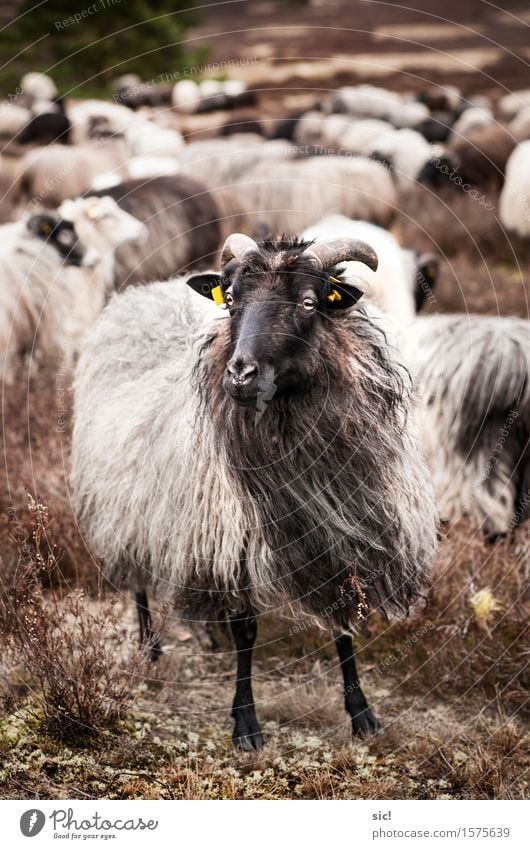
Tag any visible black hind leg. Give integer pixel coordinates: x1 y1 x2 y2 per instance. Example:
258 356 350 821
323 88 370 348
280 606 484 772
335 633 381 738
135 589 163 662
230 610 263 751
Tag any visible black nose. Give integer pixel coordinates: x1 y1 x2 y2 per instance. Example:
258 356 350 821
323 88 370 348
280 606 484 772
226 355 258 386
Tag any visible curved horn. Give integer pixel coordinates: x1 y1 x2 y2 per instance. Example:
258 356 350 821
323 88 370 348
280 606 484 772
304 238 378 272
220 233 259 265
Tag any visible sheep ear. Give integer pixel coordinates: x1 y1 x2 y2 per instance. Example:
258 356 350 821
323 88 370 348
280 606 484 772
415 252 439 312
327 277 364 310
186 273 224 304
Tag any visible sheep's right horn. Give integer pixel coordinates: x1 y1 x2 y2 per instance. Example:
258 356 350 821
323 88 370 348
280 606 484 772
304 238 378 272
221 233 258 265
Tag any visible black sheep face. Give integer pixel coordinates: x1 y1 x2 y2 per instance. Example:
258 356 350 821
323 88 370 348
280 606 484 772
26 213 86 266
188 238 366 407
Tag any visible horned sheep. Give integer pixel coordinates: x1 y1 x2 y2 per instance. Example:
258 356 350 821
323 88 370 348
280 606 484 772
71 232 438 747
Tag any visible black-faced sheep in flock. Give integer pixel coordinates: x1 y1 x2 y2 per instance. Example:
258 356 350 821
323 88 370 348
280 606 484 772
417 124 522 193
71 233 438 748
0 196 146 377
87 174 224 289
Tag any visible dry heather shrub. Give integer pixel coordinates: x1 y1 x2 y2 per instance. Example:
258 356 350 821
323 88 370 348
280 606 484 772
364 521 529 716
1 498 145 739
0 360 98 597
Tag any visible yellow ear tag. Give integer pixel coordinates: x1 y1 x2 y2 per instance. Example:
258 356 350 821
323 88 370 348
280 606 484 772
328 288 342 303
211 285 225 306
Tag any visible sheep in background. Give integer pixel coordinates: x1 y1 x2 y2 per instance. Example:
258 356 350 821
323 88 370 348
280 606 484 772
366 128 435 187
498 89 530 122
16 140 130 207
172 79 201 113
0 197 146 375
231 155 397 235
267 109 309 141
293 113 394 154
72 232 437 746
499 141 530 237
113 75 173 110
292 110 326 145
19 72 57 105
0 102 32 140
87 174 223 288
328 85 401 118
177 135 293 188
451 106 493 140
0 171 20 223
327 85 429 130
336 119 394 154
510 107 530 139
220 116 264 137
195 79 255 113
417 124 520 192
16 110 71 145
401 314 530 539
302 215 438 325
415 84 462 113
124 120 185 158
0 213 88 374
67 99 136 144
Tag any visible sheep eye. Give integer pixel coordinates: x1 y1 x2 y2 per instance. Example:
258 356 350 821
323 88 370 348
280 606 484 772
224 292 234 307
302 297 317 311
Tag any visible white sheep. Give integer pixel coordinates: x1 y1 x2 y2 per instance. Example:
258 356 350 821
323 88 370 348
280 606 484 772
124 120 185 158
234 155 397 235
302 215 437 327
498 89 530 121
16 141 130 207
509 107 530 139
451 105 494 139
499 140 530 237
172 80 201 113
67 99 136 144
0 102 32 139
0 197 146 376
365 128 434 186
20 72 57 104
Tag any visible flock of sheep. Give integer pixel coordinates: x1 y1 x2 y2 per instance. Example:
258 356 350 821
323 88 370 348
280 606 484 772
1 70 529 750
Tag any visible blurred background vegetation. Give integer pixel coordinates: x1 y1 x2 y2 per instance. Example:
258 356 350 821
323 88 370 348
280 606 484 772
0 0 206 98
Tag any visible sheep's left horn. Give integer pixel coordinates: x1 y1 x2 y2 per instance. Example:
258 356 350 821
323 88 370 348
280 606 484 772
304 238 378 272
221 233 258 265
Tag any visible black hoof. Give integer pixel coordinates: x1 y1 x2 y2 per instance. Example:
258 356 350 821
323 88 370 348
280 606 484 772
148 639 163 663
351 706 382 738
232 709 264 752
486 532 506 545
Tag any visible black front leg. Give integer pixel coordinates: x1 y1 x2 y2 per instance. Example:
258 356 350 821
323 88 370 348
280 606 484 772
230 611 264 752
135 589 163 662
335 633 381 738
